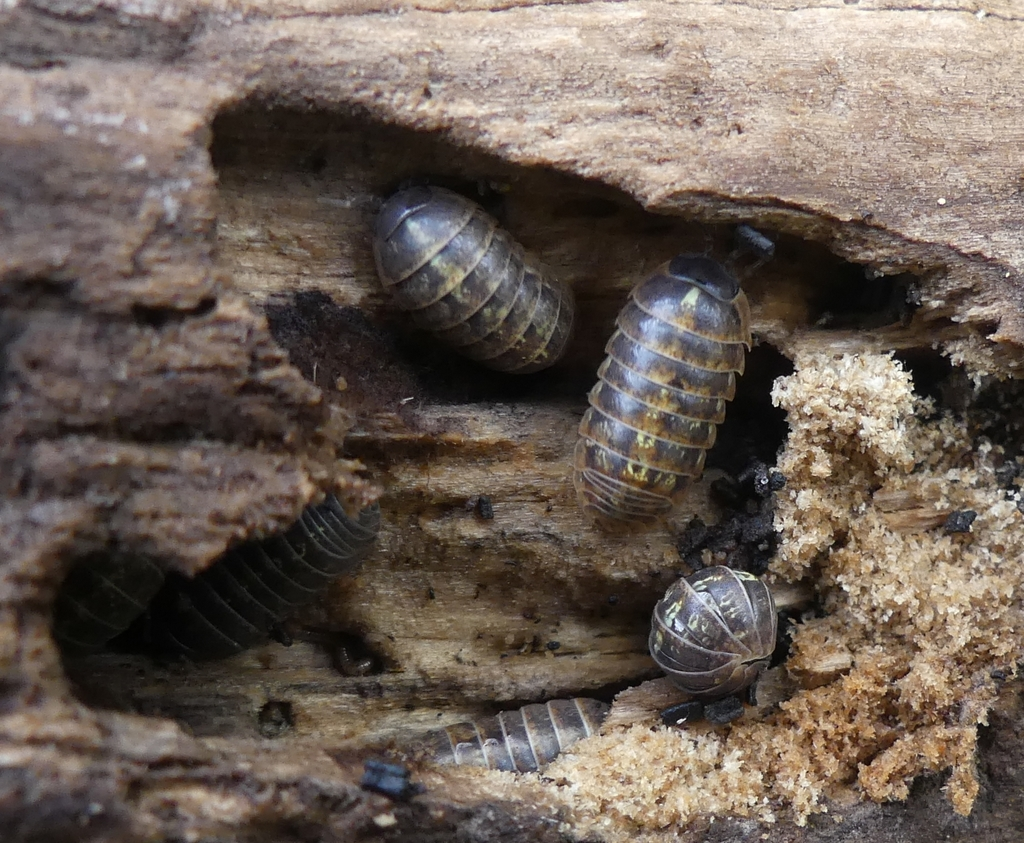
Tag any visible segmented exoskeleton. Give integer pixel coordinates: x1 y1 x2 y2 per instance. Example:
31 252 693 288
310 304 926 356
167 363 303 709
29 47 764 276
144 496 380 660
649 566 776 701
373 186 575 373
53 553 166 655
422 697 609 772
574 256 751 530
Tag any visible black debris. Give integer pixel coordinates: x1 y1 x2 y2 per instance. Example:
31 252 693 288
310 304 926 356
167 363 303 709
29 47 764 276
257 700 294 738
943 510 977 534
360 759 424 800
660 701 705 727
476 495 494 520
703 695 745 725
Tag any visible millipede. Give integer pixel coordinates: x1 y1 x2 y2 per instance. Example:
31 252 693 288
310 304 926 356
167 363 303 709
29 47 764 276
421 697 609 773
142 495 380 660
574 255 752 530
373 185 576 374
52 552 166 655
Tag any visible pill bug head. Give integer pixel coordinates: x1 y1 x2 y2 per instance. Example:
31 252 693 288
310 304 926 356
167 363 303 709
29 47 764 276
373 186 463 296
667 255 742 303
649 566 776 700
372 186 435 282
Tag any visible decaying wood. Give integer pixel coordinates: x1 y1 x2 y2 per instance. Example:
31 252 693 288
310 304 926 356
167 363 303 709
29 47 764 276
4 0 1024 840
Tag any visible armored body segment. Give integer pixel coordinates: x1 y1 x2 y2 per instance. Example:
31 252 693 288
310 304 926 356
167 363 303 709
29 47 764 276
373 186 575 373
53 553 166 655
649 567 777 700
145 497 380 660
423 698 610 773
575 256 750 530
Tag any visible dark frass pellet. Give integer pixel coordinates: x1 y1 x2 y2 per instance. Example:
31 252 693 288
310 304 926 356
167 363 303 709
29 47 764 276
944 510 977 534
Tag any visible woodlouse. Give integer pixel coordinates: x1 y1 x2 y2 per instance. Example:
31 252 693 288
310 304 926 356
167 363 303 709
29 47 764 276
144 495 380 660
53 553 166 655
422 697 609 772
373 186 576 373
574 255 751 529
649 566 776 702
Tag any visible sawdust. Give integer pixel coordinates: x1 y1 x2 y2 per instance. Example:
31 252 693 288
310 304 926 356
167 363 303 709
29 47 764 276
541 351 1021 838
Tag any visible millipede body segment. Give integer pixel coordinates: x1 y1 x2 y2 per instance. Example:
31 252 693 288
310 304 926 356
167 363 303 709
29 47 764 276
574 256 751 529
422 697 610 772
53 553 166 655
373 186 575 373
144 496 380 660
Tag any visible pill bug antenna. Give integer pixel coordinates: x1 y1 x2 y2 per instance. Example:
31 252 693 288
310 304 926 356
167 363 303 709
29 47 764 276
699 226 715 258
728 224 776 277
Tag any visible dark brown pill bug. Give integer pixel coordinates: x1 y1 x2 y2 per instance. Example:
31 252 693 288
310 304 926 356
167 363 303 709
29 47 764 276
574 256 751 530
144 496 380 660
422 697 609 773
373 186 576 374
53 553 166 655
649 566 776 700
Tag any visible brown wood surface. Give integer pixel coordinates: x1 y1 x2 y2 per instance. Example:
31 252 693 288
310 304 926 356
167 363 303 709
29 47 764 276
3 0 1024 841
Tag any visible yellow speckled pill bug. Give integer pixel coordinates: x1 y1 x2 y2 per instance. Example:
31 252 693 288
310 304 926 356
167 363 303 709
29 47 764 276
373 186 576 374
649 566 776 701
422 697 609 772
574 255 751 530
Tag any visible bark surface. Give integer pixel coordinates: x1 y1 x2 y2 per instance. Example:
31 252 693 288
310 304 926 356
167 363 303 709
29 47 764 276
2 1 1023 840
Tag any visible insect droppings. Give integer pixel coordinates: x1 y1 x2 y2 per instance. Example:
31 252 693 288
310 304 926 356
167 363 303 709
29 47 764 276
475 495 495 520
373 186 576 373
361 760 424 800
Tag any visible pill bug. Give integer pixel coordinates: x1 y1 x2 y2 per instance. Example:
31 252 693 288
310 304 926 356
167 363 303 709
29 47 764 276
373 186 576 373
574 255 751 529
143 495 380 660
649 566 776 701
52 552 166 655
421 697 610 772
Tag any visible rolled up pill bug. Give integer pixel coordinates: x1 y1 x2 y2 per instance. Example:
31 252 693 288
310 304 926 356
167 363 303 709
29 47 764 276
574 256 751 530
422 697 609 773
649 566 776 701
373 186 575 373
52 552 166 656
144 495 380 660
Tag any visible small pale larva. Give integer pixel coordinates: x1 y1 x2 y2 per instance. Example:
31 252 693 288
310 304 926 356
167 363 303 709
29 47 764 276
649 566 776 703
574 255 751 530
373 186 575 374
422 697 609 773
144 496 380 660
